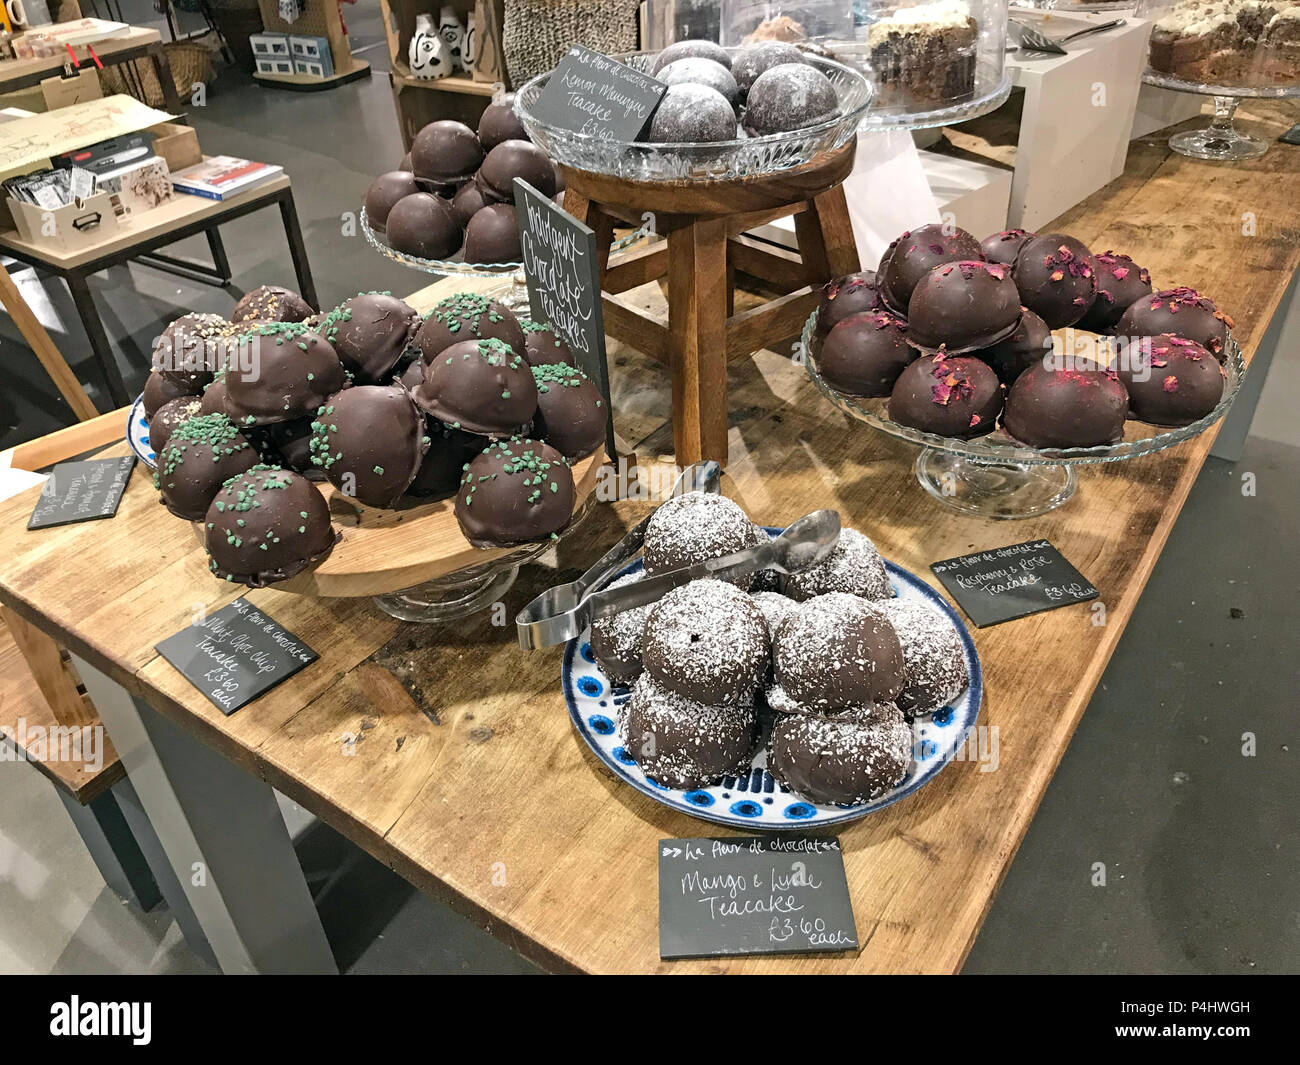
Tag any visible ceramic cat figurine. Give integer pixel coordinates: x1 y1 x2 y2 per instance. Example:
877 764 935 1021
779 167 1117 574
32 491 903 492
409 13 453 79
437 4 468 74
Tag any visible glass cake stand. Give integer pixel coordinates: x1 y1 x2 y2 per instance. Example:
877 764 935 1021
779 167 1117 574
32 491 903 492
853 65 1012 133
1141 72 1300 162
514 51 873 182
798 311 1247 519
361 205 652 311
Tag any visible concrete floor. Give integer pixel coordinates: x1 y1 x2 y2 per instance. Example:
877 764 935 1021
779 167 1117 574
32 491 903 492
0 6 1296 974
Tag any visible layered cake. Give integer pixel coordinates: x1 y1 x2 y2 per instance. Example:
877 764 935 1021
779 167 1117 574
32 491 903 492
868 0 979 110
1149 0 1300 87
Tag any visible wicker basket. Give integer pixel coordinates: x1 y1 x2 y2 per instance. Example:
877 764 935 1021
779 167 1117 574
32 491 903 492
503 0 639 88
101 40 216 108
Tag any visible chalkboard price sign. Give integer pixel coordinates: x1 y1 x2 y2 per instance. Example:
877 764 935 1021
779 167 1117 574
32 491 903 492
514 178 616 458
527 45 666 142
155 598 318 715
658 836 858 960
27 456 136 530
930 539 1098 627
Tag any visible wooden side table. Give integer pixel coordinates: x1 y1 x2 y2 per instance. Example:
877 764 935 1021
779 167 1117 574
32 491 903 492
561 140 860 466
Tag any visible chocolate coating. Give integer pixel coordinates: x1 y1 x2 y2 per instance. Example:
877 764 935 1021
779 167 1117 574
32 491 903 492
261 416 323 479
642 492 756 588
648 84 737 143
1002 362 1128 448
1010 232 1098 328
652 39 732 74
451 180 490 227
531 362 605 459
410 119 483 183
230 285 314 325
148 396 202 454
658 57 739 104
1076 251 1153 334
320 292 419 384
364 171 421 231
464 203 522 264
477 93 529 151
879 223 983 314
143 370 200 417
980 228 1035 266
732 41 806 95
153 312 231 383
642 579 769 706
416 292 525 363
204 465 337 587
477 138 556 199
768 704 911 806
817 271 880 334
520 319 573 366
876 598 967 718
453 437 575 548
906 260 1021 353
772 593 905 711
224 324 348 427
405 420 487 499
384 192 463 261
590 572 652 685
973 306 1051 386
1115 334 1225 426
888 354 1004 439
744 63 837 135
1116 287 1232 360
782 528 891 602
154 413 259 521
623 673 756 789
308 385 428 507
817 311 914 398
414 336 537 436
198 374 230 416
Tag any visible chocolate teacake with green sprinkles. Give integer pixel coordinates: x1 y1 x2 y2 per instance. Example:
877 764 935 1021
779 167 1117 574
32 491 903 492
154 413 261 521
519 319 574 367
412 336 538 436
152 312 236 386
454 437 575 548
309 385 429 507
148 396 202 455
530 362 605 459
204 465 338 587
415 291 525 363
262 416 324 479
224 323 348 426
143 369 200 418
230 284 315 325
405 420 485 500
321 292 419 384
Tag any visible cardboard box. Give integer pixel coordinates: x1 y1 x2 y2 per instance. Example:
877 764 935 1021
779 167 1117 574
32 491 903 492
293 58 329 79
255 55 295 77
250 32 290 57
95 155 173 218
8 191 120 251
148 122 201 172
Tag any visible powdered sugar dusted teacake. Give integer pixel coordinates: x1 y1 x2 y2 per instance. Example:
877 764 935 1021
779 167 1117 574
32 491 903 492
590 572 653 686
782 527 892 601
642 491 760 587
876 598 968 718
768 701 913 805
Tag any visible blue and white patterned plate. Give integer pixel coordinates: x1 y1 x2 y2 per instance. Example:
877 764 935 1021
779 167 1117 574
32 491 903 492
562 531 984 831
126 394 156 470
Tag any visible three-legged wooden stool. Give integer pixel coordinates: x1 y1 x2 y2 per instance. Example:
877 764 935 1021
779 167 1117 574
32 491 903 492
561 139 860 466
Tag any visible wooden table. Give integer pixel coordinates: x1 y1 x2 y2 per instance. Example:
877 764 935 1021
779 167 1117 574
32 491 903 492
0 105 1297 973
0 27 183 115
0 174 316 408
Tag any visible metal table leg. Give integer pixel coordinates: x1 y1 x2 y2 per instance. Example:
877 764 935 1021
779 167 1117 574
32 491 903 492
64 271 130 407
206 227 232 282
72 654 338 975
277 191 319 309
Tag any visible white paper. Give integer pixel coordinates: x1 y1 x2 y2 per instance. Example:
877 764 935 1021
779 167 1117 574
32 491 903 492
840 130 942 270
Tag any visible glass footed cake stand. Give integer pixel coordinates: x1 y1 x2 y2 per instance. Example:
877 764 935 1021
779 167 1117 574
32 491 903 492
360 205 651 311
1140 70 1300 161
853 67 1012 133
798 311 1246 519
370 495 597 623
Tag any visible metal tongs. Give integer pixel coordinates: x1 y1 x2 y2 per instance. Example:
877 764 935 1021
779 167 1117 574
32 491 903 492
515 462 842 649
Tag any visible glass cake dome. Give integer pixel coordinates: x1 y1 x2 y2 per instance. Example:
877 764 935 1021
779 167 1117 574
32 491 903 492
716 0 1011 128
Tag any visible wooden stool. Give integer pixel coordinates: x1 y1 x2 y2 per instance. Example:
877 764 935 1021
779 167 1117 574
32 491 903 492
561 139 860 466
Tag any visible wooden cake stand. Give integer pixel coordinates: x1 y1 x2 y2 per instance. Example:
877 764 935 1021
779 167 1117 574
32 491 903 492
561 139 861 467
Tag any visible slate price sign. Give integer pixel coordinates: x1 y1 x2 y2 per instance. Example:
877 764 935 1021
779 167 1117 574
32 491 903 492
27 456 136 530
658 836 858 960
155 598 318 715
514 177 616 458
930 538 1098 628
527 45 666 141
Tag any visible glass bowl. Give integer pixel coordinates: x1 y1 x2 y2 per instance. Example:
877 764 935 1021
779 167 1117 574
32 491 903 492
799 309 1247 518
514 50 873 182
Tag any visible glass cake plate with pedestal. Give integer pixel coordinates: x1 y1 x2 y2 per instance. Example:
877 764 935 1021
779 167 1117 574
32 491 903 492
798 310 1247 519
